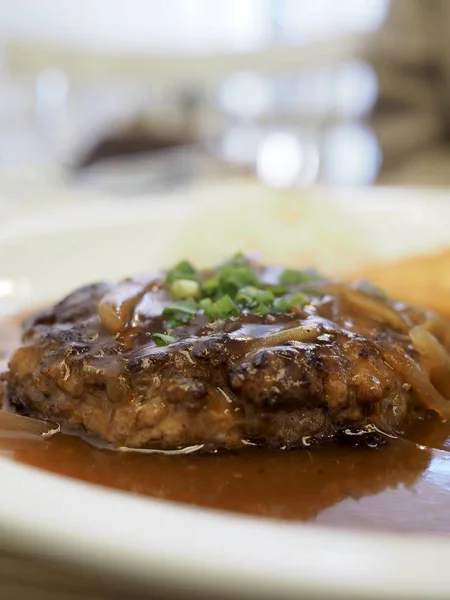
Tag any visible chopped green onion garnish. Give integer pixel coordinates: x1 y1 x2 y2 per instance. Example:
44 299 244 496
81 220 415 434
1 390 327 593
266 285 289 296
273 297 293 313
237 285 259 298
217 265 259 296
254 289 274 304
235 292 254 307
235 286 259 306
201 277 219 296
165 260 199 285
202 303 220 321
163 299 198 316
161 255 319 324
291 293 309 306
152 333 177 347
163 299 199 328
254 303 270 316
199 297 213 310
214 294 240 316
203 295 239 320
229 251 247 265
279 269 316 286
170 279 200 299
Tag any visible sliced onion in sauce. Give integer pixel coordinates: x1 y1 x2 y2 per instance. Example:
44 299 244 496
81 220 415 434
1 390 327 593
117 444 205 455
254 322 321 348
410 326 450 399
423 314 450 352
98 275 166 334
381 345 450 419
98 281 145 334
0 410 60 438
340 287 410 332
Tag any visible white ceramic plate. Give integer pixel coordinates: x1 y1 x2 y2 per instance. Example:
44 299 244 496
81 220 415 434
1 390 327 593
3 182 450 600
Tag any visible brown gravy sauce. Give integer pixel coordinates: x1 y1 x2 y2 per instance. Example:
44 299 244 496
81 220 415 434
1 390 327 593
3 312 450 534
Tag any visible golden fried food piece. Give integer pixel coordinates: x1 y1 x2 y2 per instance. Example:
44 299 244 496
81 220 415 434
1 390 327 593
352 249 450 318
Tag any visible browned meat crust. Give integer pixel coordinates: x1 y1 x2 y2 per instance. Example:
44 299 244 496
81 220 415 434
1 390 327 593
3 262 441 451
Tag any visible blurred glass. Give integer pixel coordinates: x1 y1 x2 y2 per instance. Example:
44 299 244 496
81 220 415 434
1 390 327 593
0 0 390 53
6 0 449 189
322 124 382 185
212 55 383 186
272 0 390 42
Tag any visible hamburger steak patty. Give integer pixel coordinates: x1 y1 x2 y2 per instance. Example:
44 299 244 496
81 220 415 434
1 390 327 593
3 256 447 451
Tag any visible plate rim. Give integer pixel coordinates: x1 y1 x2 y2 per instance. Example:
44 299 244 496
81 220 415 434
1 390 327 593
2 454 450 600
3 186 450 599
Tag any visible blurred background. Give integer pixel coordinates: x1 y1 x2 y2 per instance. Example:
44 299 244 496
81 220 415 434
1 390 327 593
0 0 450 194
